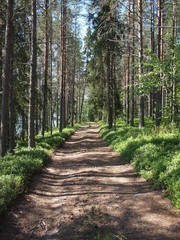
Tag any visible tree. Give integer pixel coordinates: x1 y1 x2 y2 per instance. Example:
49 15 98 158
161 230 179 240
171 0 177 123
42 0 49 136
28 0 37 148
138 0 144 128
0 0 3 95
0 0 14 157
130 0 135 126
60 0 67 132
155 0 162 126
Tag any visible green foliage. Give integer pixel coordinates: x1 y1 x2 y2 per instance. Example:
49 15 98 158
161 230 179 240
0 125 79 214
92 233 126 240
99 120 180 209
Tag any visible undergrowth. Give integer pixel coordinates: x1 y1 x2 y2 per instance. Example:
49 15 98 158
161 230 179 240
0 125 79 214
99 119 180 210
92 233 126 240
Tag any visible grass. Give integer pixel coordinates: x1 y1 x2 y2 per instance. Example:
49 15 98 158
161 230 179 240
0 125 80 214
99 119 180 210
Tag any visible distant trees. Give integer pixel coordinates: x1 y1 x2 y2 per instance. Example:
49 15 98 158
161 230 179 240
86 0 180 128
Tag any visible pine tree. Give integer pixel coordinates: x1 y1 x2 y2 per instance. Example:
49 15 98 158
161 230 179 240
28 0 37 148
0 0 14 157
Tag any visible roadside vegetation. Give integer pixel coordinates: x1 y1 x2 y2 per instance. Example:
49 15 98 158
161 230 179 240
99 120 180 210
0 125 79 214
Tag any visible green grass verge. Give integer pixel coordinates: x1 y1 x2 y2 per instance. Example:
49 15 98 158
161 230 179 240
0 125 80 214
99 119 180 210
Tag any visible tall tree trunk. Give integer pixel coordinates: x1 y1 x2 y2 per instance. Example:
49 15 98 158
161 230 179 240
112 54 116 130
50 15 53 135
42 0 49 136
156 0 162 127
79 78 87 124
60 0 66 132
123 53 126 119
71 16 77 127
9 32 15 153
138 0 144 128
107 47 112 129
171 0 177 123
21 111 25 141
75 78 78 123
126 0 130 124
161 0 165 117
0 0 13 157
149 0 155 119
131 0 135 126
0 0 2 101
56 60 60 128
28 0 37 148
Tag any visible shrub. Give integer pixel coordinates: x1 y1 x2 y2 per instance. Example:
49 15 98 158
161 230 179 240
99 120 180 210
0 125 79 214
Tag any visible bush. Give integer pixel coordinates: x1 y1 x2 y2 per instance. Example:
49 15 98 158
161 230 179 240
99 120 180 210
0 125 79 214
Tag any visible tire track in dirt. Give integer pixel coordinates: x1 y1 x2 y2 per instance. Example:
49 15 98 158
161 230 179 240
0 124 180 240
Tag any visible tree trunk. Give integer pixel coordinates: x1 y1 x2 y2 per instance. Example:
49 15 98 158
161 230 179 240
50 15 53 135
149 0 155 119
171 0 177 123
107 47 112 129
156 0 162 127
21 111 25 141
28 0 37 148
0 0 13 157
0 0 3 101
138 0 144 128
131 0 135 126
60 0 66 132
42 0 49 136
71 16 77 127
126 0 130 125
9 33 15 154
79 78 87 123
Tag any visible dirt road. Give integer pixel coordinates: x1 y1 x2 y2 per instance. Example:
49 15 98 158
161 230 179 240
0 124 180 240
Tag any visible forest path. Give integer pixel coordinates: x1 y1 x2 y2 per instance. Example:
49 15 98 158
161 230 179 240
0 124 180 240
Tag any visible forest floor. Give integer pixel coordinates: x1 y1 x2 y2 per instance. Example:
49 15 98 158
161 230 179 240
0 124 180 240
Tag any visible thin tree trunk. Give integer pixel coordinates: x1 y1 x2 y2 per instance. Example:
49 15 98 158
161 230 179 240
42 0 49 136
149 0 155 119
156 0 162 127
123 53 126 119
56 60 60 128
75 81 78 123
131 0 135 126
126 0 130 125
0 0 2 102
50 15 53 135
0 0 13 157
28 0 37 148
78 71 81 123
60 0 66 132
9 33 15 154
71 16 77 127
171 0 177 123
21 111 25 141
107 47 112 129
79 78 87 123
138 0 144 128
112 54 116 130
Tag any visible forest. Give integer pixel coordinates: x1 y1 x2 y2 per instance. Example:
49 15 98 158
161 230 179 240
0 0 180 236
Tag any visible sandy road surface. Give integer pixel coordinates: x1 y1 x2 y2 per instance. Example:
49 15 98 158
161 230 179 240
0 124 180 240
